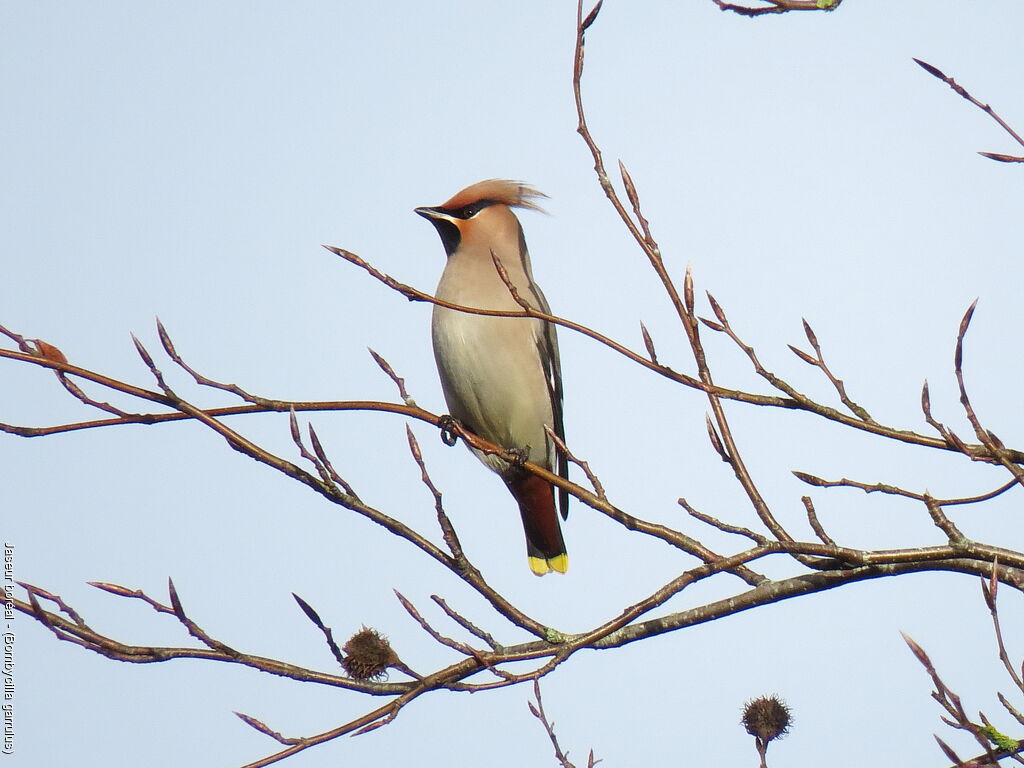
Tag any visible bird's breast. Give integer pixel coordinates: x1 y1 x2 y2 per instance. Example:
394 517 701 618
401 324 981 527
431 303 553 469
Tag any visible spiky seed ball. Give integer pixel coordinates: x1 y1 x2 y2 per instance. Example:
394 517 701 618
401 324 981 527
742 695 792 743
341 627 397 681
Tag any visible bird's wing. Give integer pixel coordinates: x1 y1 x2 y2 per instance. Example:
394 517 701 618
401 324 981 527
527 281 569 521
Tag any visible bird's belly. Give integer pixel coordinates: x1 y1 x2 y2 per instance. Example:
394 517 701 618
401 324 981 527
432 308 552 467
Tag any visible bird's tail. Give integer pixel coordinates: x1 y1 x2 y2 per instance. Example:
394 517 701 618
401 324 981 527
506 472 568 576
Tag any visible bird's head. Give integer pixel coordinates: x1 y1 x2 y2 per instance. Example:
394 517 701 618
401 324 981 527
415 179 547 256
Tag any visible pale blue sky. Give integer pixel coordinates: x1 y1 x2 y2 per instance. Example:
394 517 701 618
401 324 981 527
4 2 1024 766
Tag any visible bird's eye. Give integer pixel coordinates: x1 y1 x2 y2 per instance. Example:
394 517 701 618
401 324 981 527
459 204 480 219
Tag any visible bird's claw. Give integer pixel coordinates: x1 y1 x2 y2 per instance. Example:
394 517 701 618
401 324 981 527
507 445 530 468
438 415 461 447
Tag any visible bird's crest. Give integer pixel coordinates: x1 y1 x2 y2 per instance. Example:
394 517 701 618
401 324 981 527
441 179 548 213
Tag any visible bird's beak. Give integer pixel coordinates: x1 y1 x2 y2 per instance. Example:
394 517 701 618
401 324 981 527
414 206 447 221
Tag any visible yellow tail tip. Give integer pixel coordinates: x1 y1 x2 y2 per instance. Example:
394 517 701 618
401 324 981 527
529 554 569 576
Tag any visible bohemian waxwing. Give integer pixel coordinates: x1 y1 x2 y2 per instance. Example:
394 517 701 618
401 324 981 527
416 179 569 576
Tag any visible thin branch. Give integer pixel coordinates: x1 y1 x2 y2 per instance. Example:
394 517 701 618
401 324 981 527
431 595 502 651
680 498 768 546
921 379 974 457
981 566 1024 696
953 302 1024 488
529 679 601 768
15 584 399 692
712 0 842 16
793 471 1020 507
323 244 719 401
157 317 267 405
923 496 969 546
903 630 998 757
801 496 836 546
235 711 302 745
292 592 346 665
307 421 360 498
394 590 484 663
406 425 467 566
790 317 874 422
544 425 607 502
7 325 1023 479
914 58 1024 162
369 347 415 405
14 534 1024 768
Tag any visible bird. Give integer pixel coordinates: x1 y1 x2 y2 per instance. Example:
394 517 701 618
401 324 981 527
415 179 569 576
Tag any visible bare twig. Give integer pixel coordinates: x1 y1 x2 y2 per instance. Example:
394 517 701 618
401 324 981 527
292 592 346 665
307 421 360 498
902 631 997 758
156 317 269 405
369 347 415 405
406 425 467 566
923 496 968 546
914 58 1024 163
574 3 788 550
394 590 483 662
921 379 973 457
680 497 768 546
431 595 501 651
712 0 842 16
544 425 606 502
953 302 1024 488
6 320 1022 481
793 471 1020 507
904 592 1024 768
529 680 602 768
789 317 874 422
235 711 302 745
981 565 1024 696
801 496 836 546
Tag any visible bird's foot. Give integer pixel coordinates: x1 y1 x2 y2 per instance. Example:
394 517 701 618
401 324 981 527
438 415 461 447
507 445 530 468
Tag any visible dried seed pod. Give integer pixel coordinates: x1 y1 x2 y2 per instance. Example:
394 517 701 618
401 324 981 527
742 694 792 744
342 627 397 682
